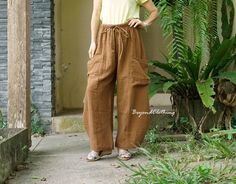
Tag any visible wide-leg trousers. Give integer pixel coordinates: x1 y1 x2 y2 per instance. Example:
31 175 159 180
82 23 151 152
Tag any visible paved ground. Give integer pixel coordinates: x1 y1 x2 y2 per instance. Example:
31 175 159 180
7 132 149 184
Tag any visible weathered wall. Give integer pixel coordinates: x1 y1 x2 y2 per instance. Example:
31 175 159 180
54 0 63 114
54 0 91 113
30 0 55 131
0 0 54 132
141 10 168 62
0 128 28 184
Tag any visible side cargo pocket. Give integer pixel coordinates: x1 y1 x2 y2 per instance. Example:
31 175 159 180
130 58 150 85
86 54 103 91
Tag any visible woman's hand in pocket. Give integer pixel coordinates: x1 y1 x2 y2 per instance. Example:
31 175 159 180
88 42 97 59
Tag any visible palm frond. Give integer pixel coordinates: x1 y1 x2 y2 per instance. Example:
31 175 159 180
158 0 188 64
191 0 210 69
208 0 219 47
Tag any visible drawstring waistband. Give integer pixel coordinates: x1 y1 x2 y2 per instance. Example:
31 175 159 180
101 23 130 38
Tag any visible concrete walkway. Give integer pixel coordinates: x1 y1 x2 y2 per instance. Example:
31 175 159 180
8 133 149 184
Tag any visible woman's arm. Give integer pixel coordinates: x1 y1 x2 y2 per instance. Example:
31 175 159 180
88 0 102 59
128 0 159 28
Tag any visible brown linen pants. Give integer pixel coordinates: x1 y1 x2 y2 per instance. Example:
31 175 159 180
82 23 151 152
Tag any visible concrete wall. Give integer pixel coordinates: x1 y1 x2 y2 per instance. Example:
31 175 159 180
54 0 63 114
0 128 28 183
54 0 91 113
141 11 168 62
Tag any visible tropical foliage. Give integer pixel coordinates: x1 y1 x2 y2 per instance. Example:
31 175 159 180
149 0 236 134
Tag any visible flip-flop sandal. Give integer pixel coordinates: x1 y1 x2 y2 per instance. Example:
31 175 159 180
117 149 132 161
86 150 112 162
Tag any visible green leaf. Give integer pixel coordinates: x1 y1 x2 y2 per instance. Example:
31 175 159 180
148 72 170 98
203 37 235 79
149 60 178 79
217 71 236 85
163 81 178 93
148 83 163 99
196 78 216 113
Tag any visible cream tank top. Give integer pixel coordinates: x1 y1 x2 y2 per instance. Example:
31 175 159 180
100 0 148 25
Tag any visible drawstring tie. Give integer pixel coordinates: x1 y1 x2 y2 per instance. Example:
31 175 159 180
101 25 129 38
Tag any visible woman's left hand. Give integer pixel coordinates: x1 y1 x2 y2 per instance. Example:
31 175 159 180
128 18 146 28
128 0 159 29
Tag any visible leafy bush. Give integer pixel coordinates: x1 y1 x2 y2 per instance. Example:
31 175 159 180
145 128 158 144
0 109 7 128
31 104 45 135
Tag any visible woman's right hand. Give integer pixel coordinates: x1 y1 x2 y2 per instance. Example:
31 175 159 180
88 42 97 59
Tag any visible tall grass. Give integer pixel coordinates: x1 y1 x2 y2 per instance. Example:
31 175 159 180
122 129 236 184
121 147 236 184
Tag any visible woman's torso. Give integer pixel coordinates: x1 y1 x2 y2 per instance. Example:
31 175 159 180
100 0 145 25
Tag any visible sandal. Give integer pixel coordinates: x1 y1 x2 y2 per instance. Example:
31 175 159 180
117 148 132 161
86 150 112 162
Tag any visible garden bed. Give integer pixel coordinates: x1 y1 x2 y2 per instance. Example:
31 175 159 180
0 128 29 183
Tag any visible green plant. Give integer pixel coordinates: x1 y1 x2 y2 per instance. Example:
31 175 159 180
122 148 236 184
149 0 236 134
175 116 192 133
202 134 236 159
142 128 236 161
0 109 7 128
31 104 45 135
145 128 158 143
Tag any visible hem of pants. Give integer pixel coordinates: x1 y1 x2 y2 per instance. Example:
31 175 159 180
115 143 141 150
90 145 114 152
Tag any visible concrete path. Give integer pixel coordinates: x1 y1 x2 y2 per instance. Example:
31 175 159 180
8 133 149 184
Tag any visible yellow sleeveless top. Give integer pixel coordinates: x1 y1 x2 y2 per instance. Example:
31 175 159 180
100 0 148 25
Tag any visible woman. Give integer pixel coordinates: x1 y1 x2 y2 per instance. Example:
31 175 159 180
83 0 158 161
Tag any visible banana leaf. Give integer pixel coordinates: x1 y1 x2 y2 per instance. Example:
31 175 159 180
196 78 216 113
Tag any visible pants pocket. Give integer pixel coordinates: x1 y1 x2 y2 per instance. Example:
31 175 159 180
87 55 103 91
87 55 103 75
130 58 150 85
